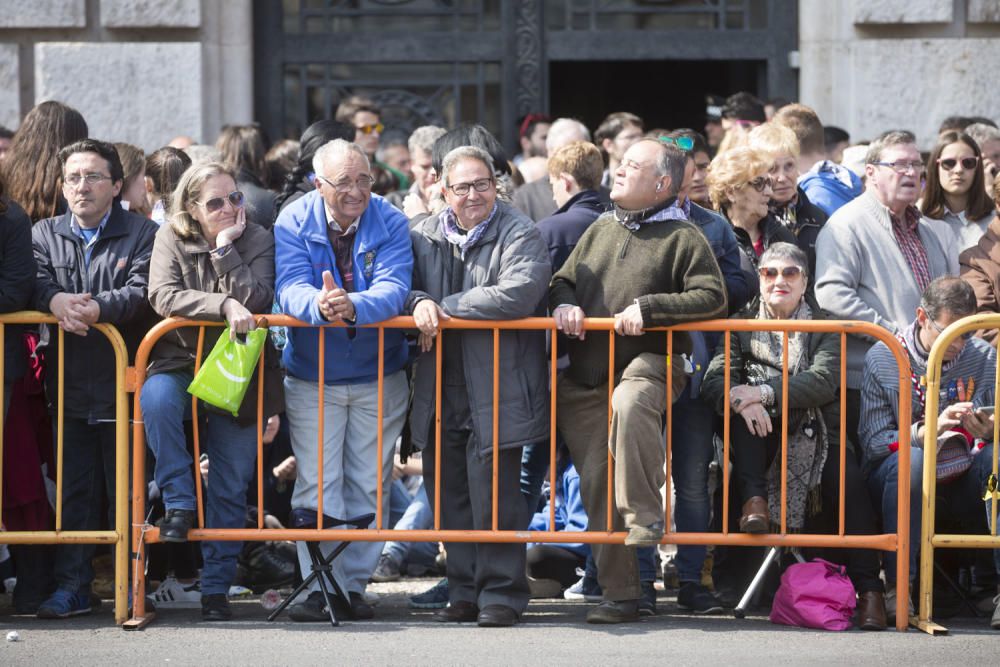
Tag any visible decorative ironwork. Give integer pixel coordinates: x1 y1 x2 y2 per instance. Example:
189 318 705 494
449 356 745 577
514 0 546 118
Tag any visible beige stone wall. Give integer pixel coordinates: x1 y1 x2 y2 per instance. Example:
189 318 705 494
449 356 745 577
799 0 1000 148
0 0 252 151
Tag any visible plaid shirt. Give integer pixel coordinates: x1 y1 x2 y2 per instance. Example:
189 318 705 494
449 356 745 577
889 205 931 292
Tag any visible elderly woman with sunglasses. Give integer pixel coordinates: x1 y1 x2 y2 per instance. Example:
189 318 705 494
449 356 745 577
701 242 887 631
142 162 281 621
708 146 797 311
921 131 994 255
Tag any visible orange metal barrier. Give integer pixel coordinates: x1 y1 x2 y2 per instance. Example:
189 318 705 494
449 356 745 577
127 315 912 630
914 313 1000 635
0 312 130 624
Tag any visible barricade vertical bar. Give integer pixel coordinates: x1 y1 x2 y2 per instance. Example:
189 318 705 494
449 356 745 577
0 323 4 522
991 349 1000 538
376 327 385 530
780 332 789 534
434 328 442 530
191 327 206 528
664 331 673 534
130 339 149 621
56 327 64 532
839 333 847 536
722 329 731 535
607 332 615 532
110 324 130 624
895 335 913 632
317 327 326 525
256 348 265 530
549 324 558 532
492 328 499 532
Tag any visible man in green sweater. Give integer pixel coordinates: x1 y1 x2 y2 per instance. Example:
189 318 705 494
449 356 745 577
550 139 727 623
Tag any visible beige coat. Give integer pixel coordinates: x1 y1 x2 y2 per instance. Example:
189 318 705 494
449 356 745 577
959 213 1000 345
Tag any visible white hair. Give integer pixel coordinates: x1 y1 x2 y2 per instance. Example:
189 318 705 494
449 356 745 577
441 146 494 186
546 118 591 153
408 125 447 156
312 139 369 176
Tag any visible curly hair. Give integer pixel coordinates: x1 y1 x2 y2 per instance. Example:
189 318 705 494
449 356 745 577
707 146 773 211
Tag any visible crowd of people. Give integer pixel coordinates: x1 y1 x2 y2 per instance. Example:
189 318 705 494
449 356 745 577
1 92 999 632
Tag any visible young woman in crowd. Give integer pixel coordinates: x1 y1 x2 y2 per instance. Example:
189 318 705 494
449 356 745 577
114 142 151 217
215 124 278 228
145 146 193 226
921 131 994 254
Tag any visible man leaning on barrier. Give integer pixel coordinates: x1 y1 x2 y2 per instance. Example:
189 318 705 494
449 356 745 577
31 139 158 619
275 139 412 622
861 276 1000 628
550 139 727 624
406 144 551 628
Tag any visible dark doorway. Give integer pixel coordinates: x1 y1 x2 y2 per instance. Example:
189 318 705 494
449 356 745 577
549 60 762 135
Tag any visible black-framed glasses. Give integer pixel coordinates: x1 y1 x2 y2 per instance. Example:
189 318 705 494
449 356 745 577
748 176 773 192
317 174 375 193
658 135 694 151
871 160 925 173
938 157 979 171
928 318 974 340
758 265 803 280
355 123 384 135
63 172 112 187
198 190 245 213
447 177 493 197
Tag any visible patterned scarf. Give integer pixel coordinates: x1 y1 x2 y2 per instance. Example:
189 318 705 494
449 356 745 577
613 196 683 231
747 300 828 530
440 202 499 259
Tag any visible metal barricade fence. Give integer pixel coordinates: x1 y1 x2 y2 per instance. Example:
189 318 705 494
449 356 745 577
0 312 130 624
915 313 1000 635
127 315 912 630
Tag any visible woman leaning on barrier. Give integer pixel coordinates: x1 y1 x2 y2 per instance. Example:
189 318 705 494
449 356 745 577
701 242 888 631
141 162 283 621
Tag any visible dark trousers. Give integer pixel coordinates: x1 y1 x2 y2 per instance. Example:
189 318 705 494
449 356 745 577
421 383 530 613
52 417 117 592
731 415 882 593
527 545 585 588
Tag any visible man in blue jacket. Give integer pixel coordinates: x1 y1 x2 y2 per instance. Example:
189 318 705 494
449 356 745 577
275 139 412 622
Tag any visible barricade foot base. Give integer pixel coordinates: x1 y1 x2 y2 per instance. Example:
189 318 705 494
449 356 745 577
122 613 156 631
911 616 948 635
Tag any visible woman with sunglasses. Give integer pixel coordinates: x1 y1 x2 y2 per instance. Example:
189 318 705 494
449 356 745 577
920 132 994 254
143 162 282 621
959 178 1000 345
701 242 887 631
708 146 797 310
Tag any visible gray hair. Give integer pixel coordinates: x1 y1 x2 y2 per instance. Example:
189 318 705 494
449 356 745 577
759 242 810 281
441 145 494 187
865 130 916 164
639 139 686 197
920 276 976 320
965 123 1000 149
408 125 446 157
313 139 369 176
546 118 591 153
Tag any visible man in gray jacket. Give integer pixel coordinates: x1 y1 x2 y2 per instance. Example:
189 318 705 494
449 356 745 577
815 130 953 447
406 145 551 628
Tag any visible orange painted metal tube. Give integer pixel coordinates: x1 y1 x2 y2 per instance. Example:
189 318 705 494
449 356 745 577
664 331 673 536
492 328 499 532
375 327 385 529
780 332 789 534
56 327 64 532
256 348 265 530
549 327 558 533
839 333 847 537
316 327 325 523
606 331 615 532
434 328 442 531
722 329 731 536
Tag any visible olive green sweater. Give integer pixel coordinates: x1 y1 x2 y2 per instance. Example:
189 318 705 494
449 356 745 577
549 213 727 388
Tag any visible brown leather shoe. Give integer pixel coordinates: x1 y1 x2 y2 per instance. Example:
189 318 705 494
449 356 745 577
739 496 769 534
433 600 479 623
857 591 887 631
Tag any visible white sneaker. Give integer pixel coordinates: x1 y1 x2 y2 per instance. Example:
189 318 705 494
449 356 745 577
150 576 201 609
991 593 1000 630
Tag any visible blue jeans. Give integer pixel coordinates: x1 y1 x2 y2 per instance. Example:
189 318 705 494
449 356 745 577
384 478 437 567
142 371 259 595
868 444 1000 585
669 388 715 582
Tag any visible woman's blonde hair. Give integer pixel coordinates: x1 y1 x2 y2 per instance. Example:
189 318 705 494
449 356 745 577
169 161 235 241
747 123 799 160
707 146 773 211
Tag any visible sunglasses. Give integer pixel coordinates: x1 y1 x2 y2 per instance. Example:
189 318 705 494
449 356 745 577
937 157 979 171
198 190 244 213
748 176 774 192
658 135 694 151
758 265 803 280
356 122 384 135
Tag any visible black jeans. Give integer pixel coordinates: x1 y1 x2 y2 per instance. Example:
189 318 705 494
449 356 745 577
731 415 883 593
527 545 586 588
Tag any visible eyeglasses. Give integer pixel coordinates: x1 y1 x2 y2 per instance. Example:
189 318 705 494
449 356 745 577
447 177 494 197
317 175 375 193
63 172 112 187
928 318 974 340
937 157 979 171
658 136 694 151
355 123 384 135
748 176 774 192
197 190 245 213
758 265 803 280
871 160 925 173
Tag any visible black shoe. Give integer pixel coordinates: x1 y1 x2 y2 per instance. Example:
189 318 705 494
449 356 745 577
477 604 519 627
201 593 232 621
348 592 374 620
638 581 658 616
289 591 330 623
677 582 724 615
160 509 195 543
434 600 479 623
586 599 640 624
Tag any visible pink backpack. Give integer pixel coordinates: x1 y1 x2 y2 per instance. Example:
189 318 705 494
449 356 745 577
769 559 857 631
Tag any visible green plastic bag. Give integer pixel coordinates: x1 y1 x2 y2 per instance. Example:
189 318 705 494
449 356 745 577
187 327 268 417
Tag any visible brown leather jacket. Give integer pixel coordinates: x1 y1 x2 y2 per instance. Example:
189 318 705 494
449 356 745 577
958 213 1000 345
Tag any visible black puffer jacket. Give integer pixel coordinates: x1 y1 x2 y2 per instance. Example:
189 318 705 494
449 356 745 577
32 204 158 420
0 198 35 383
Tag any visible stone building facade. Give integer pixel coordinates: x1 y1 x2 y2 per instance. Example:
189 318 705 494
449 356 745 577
1 1 998 151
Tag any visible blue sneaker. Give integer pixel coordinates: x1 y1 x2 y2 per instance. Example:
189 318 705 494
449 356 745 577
37 588 92 619
409 578 449 609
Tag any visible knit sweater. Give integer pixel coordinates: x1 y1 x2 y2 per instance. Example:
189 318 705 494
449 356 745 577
549 212 727 388
814 191 954 389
